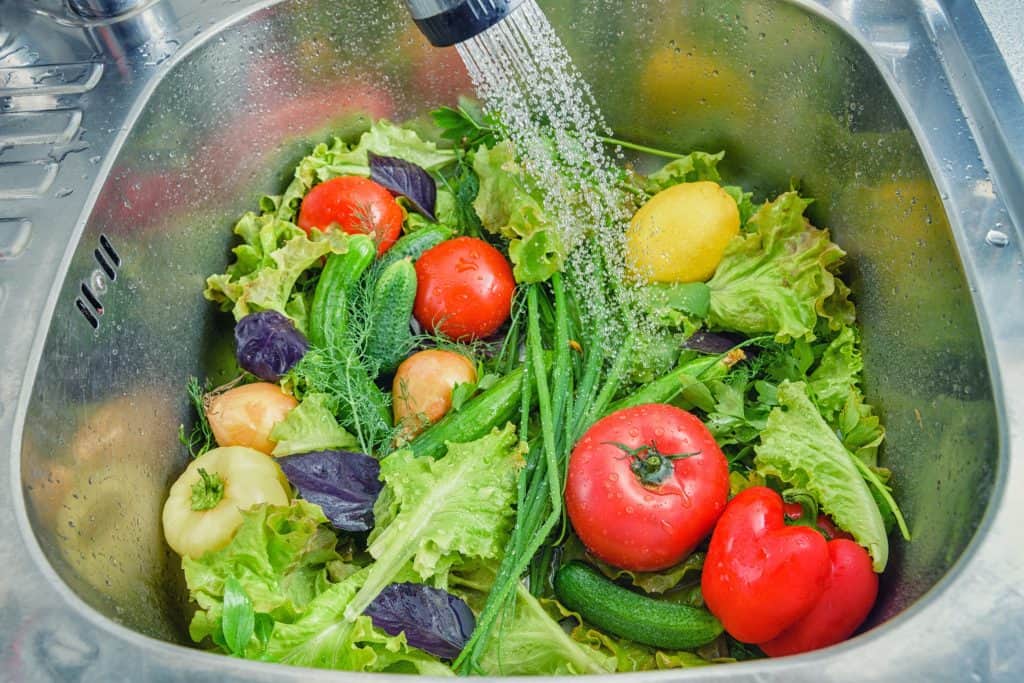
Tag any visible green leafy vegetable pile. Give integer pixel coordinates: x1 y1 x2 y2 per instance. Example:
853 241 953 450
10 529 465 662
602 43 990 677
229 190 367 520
176 106 908 675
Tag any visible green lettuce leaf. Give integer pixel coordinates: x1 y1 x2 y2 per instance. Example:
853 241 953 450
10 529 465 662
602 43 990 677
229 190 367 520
203 214 349 333
641 151 724 194
835 388 885 467
277 121 457 221
261 570 452 675
343 425 524 621
754 381 889 571
270 393 358 456
706 192 855 342
472 141 564 283
561 533 705 594
723 185 756 227
183 501 342 643
807 326 863 421
597 552 705 595
638 282 711 328
481 585 613 675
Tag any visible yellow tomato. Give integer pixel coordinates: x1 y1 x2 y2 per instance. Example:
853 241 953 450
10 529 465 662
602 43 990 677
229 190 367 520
207 382 298 455
626 181 740 283
393 349 477 440
162 446 290 558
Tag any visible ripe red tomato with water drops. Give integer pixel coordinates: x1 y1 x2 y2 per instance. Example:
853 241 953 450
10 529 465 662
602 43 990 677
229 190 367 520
413 236 515 341
565 404 730 572
297 176 404 255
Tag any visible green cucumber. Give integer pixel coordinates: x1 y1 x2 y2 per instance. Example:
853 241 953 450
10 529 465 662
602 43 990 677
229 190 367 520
408 366 526 459
378 224 453 270
364 258 418 375
606 354 731 415
553 561 723 650
308 234 376 349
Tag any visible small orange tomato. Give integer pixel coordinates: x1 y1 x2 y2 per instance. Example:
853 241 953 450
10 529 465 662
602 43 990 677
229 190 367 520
207 382 298 455
392 349 477 440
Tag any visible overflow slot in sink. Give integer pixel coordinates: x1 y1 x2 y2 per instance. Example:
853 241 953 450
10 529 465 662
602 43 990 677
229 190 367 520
73 233 122 329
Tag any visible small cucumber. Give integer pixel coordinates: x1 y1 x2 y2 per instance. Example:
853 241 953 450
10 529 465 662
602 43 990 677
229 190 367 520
554 561 723 650
308 234 376 349
377 223 453 270
408 366 526 459
364 258 418 375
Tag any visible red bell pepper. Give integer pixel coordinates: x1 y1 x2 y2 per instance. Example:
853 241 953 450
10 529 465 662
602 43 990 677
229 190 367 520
758 538 878 656
701 487 831 643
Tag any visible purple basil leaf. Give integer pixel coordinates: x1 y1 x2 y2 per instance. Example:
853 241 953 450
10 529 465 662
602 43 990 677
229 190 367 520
369 153 437 221
277 450 382 532
365 583 475 659
235 310 309 382
683 331 748 355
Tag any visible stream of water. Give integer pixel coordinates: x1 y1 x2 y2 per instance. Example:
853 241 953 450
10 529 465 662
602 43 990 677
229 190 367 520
456 0 636 342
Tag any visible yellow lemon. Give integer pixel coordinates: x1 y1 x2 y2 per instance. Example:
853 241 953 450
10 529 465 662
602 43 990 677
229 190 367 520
627 181 740 283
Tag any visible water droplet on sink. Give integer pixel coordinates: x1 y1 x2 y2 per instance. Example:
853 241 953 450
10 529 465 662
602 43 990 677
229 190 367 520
985 230 1009 248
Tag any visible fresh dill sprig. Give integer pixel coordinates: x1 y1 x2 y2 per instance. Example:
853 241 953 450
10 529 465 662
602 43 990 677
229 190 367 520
178 376 214 458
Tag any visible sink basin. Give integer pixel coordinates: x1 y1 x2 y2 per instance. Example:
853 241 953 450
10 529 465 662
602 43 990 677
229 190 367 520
3 0 1022 680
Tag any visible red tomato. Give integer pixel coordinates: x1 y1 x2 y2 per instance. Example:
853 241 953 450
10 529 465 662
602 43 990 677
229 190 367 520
297 176 404 255
565 404 730 572
759 538 878 657
702 487 831 643
413 237 515 340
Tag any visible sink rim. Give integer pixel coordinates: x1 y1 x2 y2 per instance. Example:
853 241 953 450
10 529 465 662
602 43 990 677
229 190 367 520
5 0 1022 679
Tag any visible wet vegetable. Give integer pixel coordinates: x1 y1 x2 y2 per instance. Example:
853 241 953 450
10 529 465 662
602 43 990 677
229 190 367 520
298 176 405 256
277 450 382 532
565 404 729 572
235 310 309 382
162 446 291 558
208 382 298 455
701 487 830 643
758 538 877 656
365 583 475 659
627 181 740 283
369 153 438 220
554 561 722 649
393 350 477 440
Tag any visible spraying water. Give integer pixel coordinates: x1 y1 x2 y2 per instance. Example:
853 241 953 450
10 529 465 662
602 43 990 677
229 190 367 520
455 0 636 343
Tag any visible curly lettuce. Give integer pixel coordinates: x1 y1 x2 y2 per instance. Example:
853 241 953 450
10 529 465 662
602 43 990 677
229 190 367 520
481 585 613 675
707 192 855 341
270 393 358 456
183 500 452 673
261 569 452 675
472 141 565 283
343 425 524 621
203 213 349 333
182 501 345 643
641 150 724 194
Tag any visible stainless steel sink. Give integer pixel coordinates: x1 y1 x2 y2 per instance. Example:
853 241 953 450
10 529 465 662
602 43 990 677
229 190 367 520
2 0 1022 680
